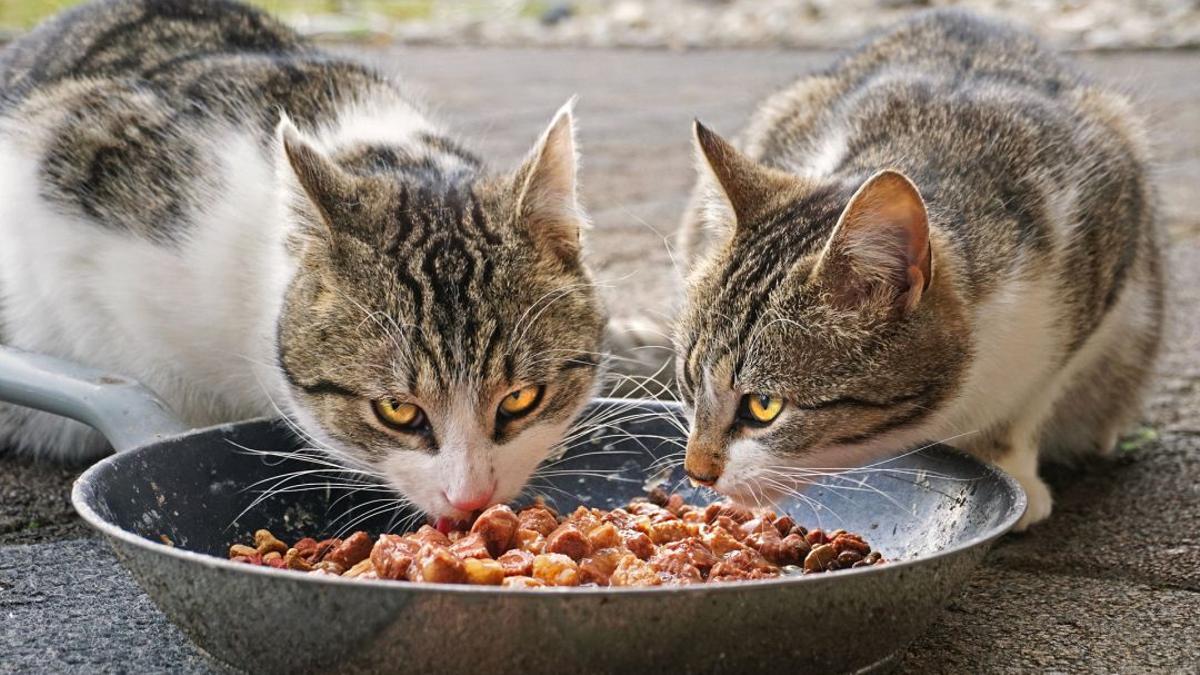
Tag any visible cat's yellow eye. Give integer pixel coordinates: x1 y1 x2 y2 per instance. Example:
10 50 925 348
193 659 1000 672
499 385 543 418
373 398 425 430
741 394 784 425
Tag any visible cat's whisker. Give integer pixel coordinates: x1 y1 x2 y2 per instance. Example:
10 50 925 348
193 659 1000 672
332 500 411 539
757 475 842 529
513 279 606 345
759 466 912 514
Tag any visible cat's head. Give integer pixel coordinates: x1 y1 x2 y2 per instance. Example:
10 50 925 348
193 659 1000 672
674 122 970 505
273 103 605 520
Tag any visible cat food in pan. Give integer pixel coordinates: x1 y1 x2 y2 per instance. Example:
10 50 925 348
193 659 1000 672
228 491 885 587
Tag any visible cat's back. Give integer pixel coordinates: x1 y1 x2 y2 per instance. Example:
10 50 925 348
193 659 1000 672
750 10 1155 307
0 0 411 244
0 0 389 129
0 0 301 106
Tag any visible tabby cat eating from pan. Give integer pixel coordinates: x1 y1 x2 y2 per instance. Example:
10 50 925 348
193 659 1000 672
674 10 1162 529
0 0 605 522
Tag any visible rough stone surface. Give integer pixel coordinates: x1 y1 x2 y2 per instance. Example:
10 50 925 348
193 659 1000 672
0 540 222 673
250 1 1200 51
1 46 1198 672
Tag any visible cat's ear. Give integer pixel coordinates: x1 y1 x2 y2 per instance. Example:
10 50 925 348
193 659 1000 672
513 98 585 264
692 120 803 232
276 115 357 235
816 170 932 315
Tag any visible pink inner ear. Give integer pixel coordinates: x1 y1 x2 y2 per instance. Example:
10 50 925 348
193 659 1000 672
829 170 931 311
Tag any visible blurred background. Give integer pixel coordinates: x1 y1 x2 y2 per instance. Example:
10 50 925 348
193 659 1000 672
0 4 1198 671
3 0 1199 49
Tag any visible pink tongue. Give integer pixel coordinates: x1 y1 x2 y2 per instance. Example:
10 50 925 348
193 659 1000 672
434 517 456 534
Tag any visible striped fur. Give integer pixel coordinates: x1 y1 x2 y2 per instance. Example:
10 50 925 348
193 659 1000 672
674 10 1163 529
0 0 606 520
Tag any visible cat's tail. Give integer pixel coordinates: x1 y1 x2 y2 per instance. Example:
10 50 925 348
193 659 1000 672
602 315 677 401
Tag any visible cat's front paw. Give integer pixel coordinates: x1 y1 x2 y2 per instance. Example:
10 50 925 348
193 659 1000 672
1012 473 1053 532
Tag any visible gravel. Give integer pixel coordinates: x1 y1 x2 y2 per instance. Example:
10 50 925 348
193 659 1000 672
284 0 1200 51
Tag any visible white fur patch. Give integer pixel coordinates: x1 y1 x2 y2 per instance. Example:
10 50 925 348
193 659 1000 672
0 122 293 459
797 127 847 179
316 98 435 150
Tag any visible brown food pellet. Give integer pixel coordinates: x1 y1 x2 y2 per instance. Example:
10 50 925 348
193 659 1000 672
315 560 345 575
229 544 257 559
773 516 796 537
804 544 837 573
514 528 546 554
532 553 580 586
283 548 313 572
463 558 506 585
517 507 559 537
471 504 520 557
837 550 864 566
254 529 288 556
497 549 536 577
408 544 467 584
501 575 546 588
831 532 872 556
806 529 829 547
312 538 342 563
448 532 491 560
229 495 887 587
621 530 655 560
544 524 592 561
370 534 417 580
586 522 621 550
324 531 373 568
343 558 375 578
292 538 319 562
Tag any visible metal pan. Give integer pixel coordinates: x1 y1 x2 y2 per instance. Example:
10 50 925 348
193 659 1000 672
0 345 1025 674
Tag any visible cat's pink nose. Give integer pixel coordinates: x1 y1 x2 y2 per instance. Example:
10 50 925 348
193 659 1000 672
445 487 495 512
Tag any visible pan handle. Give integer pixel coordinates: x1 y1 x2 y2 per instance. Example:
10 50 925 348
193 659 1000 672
0 345 188 453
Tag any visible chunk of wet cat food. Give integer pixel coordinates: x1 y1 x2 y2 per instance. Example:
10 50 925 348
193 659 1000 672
448 532 492 560
501 576 546 589
544 524 592 561
517 506 559 536
463 558 506 585
497 549 536 577
370 534 419 580
470 504 520 556
609 554 662 587
407 544 467 584
532 553 580 586
324 531 374 568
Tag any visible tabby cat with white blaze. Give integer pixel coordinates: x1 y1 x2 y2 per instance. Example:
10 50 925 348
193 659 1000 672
674 11 1163 529
0 0 606 522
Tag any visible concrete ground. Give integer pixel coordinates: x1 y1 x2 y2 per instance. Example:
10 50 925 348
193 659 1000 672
2 47 1198 672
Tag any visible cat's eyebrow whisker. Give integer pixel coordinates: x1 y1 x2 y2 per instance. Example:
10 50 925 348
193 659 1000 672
333 288 415 360
513 279 605 345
